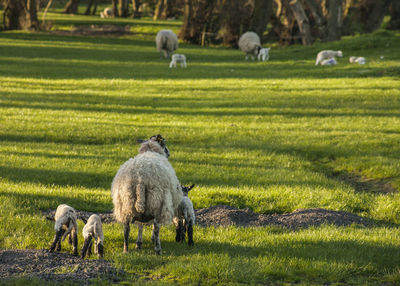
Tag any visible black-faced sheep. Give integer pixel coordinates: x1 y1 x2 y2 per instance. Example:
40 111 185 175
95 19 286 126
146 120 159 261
111 134 182 255
315 50 343 65
174 184 195 246
169 54 187 68
238 32 262 61
156 30 178 59
81 214 104 259
49 204 78 256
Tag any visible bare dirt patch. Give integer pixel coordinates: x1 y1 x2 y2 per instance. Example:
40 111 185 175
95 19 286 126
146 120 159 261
0 249 123 285
334 171 397 194
50 25 133 37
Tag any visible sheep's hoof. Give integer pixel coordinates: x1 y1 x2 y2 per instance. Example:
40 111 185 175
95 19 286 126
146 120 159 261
135 242 142 250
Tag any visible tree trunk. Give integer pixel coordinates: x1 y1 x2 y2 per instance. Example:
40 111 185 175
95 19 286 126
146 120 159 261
249 0 273 40
85 0 98 15
112 0 118 16
153 0 164 19
387 0 400 30
326 0 342 41
289 0 312 45
2 0 40 30
118 0 129 17
64 0 80 14
303 0 326 39
132 0 142 18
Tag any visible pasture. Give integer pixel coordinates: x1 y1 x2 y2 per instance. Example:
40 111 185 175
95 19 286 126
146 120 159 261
0 11 400 285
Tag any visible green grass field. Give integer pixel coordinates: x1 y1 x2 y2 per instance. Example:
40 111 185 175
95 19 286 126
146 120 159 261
1 11 400 285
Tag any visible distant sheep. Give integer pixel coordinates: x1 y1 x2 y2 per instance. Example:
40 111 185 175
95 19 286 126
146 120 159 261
238 32 261 61
315 50 343 65
169 54 187 68
349 56 366 64
156 30 178 58
49 204 78 256
100 8 113 18
258 48 270 61
81 214 104 259
111 134 182 255
174 184 195 246
321 58 337 66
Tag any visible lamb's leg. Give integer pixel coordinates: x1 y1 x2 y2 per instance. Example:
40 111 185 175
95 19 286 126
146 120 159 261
136 223 143 249
81 235 93 259
49 229 63 252
87 239 93 256
123 222 130 253
175 220 183 242
152 221 162 255
180 221 186 243
187 220 194 246
71 228 78 256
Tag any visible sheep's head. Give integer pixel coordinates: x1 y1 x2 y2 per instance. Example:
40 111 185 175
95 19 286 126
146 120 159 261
137 134 170 158
181 184 195 197
337 51 343 57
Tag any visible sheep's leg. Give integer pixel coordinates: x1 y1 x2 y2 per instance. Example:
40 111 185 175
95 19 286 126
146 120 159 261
152 221 161 255
136 223 143 249
175 220 183 242
81 235 93 259
71 228 78 256
49 229 63 252
123 222 130 253
180 221 186 243
187 220 194 246
87 239 93 256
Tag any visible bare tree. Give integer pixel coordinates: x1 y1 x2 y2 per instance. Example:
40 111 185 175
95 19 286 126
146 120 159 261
132 0 142 18
85 0 98 15
290 0 312 45
2 0 39 30
325 0 342 41
118 0 129 16
387 0 400 30
64 0 80 14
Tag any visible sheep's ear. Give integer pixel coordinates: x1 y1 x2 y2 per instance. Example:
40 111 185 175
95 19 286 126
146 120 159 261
188 184 195 191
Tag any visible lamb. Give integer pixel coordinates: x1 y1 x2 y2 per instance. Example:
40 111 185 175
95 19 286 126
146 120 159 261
258 48 270 61
49 204 78 256
315 50 343 65
100 8 113 18
238 32 261 61
321 58 337 66
111 134 182 255
174 184 195 246
169 54 187 68
81 214 104 259
349 56 366 64
156 30 178 58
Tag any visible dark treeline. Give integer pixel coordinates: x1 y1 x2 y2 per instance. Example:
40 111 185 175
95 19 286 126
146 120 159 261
2 0 400 46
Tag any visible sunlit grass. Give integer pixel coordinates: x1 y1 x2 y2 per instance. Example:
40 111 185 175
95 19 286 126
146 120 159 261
0 13 399 284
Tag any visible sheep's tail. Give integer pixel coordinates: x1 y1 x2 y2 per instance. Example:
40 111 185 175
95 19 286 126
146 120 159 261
135 179 146 213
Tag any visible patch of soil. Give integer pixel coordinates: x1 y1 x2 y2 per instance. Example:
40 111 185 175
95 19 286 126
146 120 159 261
195 205 371 229
51 25 132 37
0 249 123 285
334 171 397 194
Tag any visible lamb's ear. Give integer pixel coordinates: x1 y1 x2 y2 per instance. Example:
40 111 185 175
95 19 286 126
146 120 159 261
188 184 195 191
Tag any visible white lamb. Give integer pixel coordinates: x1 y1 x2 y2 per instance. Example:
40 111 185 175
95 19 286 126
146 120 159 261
100 8 113 18
81 214 104 259
238 31 261 61
111 134 182 255
258 48 270 61
174 184 195 246
315 50 343 65
349 56 366 64
169 54 187 68
156 30 178 58
49 204 78 256
321 58 337 66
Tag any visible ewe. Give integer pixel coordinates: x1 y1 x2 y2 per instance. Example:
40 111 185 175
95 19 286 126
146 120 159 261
238 32 261 61
156 30 178 58
49 204 78 256
111 134 182 255
315 50 343 65
81 214 104 259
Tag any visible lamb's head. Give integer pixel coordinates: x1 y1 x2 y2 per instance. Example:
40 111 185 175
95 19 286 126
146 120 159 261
337 51 343 57
137 134 170 158
181 184 195 197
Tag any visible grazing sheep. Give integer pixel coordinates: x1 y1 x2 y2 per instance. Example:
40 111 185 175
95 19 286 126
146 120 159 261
111 134 182 255
174 184 195 246
315 50 343 65
258 48 270 61
49 204 78 256
169 54 187 68
321 58 337 66
156 30 178 58
81 214 104 259
100 8 113 18
238 32 262 61
349 56 366 64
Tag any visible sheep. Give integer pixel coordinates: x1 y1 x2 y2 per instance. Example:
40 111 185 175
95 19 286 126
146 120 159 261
81 214 104 259
49 204 78 256
111 134 182 255
174 184 195 246
238 32 261 61
321 58 337 66
169 54 187 68
349 56 366 64
156 30 178 59
258 48 270 61
100 8 113 18
315 50 343 65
